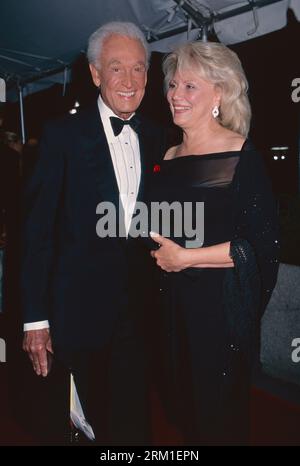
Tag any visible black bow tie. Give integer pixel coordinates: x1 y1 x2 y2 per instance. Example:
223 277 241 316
109 115 140 137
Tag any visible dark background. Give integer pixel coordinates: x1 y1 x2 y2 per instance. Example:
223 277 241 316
3 10 299 195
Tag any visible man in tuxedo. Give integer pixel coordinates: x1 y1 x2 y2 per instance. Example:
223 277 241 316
21 21 166 445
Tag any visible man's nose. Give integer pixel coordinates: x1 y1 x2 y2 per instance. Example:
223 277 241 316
122 70 134 88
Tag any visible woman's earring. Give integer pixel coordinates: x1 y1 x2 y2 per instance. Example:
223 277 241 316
212 106 219 118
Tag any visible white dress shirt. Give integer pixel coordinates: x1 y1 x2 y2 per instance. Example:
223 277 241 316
99 95 141 236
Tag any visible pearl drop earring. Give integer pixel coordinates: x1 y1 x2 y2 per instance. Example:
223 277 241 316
212 106 219 118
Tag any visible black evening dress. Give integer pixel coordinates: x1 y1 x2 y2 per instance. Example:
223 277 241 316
145 140 279 445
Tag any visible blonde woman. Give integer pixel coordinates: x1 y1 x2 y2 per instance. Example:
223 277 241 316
148 41 279 445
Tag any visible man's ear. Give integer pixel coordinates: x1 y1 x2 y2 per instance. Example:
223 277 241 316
89 64 101 87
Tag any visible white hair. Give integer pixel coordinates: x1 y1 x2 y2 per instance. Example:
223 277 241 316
87 21 150 69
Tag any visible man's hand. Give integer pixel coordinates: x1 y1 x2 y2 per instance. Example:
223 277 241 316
23 329 53 377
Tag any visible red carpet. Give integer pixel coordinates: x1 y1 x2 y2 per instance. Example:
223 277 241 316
150 385 300 446
1 365 299 446
250 386 300 446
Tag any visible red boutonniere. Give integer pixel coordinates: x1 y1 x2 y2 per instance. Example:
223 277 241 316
153 164 161 173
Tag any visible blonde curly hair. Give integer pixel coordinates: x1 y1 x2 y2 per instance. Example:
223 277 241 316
163 41 251 137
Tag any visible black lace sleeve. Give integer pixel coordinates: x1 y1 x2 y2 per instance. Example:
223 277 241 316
232 149 280 314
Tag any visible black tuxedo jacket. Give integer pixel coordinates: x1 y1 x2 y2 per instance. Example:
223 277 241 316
21 101 166 351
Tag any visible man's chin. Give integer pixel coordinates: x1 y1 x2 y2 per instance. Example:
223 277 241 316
117 107 140 119
116 99 142 114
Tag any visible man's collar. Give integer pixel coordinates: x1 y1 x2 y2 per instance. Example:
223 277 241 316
97 95 136 142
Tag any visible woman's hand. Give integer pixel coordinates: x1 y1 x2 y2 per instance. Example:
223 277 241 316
150 233 234 271
150 232 189 272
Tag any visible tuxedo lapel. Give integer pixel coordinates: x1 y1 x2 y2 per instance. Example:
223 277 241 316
79 106 158 239
80 102 119 206
79 102 127 238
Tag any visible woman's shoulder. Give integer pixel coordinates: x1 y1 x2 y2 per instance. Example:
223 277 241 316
163 133 256 161
163 145 179 160
196 131 246 155
218 132 246 152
